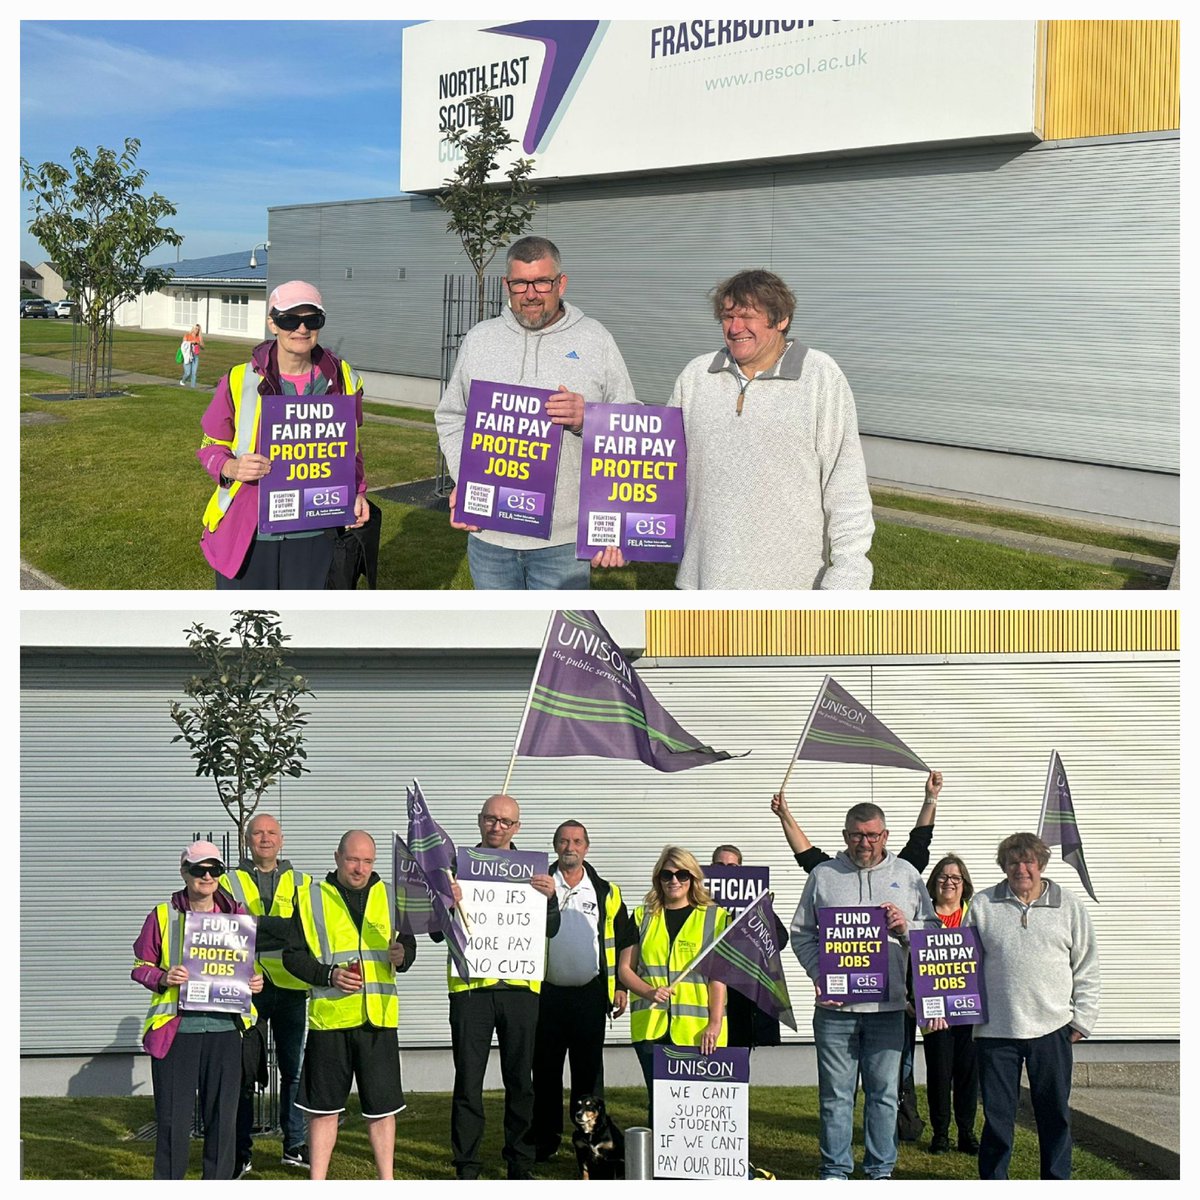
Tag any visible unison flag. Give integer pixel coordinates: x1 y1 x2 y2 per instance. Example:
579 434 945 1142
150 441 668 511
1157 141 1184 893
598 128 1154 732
514 611 744 772
793 675 928 772
696 892 796 1031
1038 750 1098 902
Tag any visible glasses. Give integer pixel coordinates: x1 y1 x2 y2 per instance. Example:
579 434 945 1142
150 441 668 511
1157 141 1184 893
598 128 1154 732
506 276 561 294
936 875 964 885
659 869 693 884
272 310 326 331
481 815 517 829
846 831 885 843
185 863 222 878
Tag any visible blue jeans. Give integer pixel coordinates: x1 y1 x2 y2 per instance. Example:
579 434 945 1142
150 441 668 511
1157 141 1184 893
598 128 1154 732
977 1027 1074 1179
467 536 590 590
813 1007 904 1179
180 355 198 386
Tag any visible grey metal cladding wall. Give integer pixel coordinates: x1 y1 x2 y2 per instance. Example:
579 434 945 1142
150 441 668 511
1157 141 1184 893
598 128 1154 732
21 651 1178 1055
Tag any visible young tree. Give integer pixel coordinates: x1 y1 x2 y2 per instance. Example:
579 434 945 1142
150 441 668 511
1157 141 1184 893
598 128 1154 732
169 611 312 861
437 91 538 319
20 138 182 398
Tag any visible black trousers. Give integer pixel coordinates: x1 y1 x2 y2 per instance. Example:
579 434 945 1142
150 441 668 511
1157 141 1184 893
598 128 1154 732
922 1023 979 1140
216 530 335 590
236 981 308 1159
152 1029 243 1179
449 988 539 1177
531 974 609 1154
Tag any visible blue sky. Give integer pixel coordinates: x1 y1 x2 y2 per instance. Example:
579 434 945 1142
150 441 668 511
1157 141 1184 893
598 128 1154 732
20 21 418 266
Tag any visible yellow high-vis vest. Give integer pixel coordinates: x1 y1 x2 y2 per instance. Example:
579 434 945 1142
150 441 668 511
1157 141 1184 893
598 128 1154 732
298 879 398 1031
219 867 312 990
137 903 255 1046
629 904 729 1047
201 357 360 533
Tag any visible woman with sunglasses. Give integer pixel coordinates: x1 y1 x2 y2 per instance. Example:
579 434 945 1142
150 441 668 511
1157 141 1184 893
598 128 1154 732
197 280 369 588
921 854 980 1156
618 847 729 1121
132 840 264 1178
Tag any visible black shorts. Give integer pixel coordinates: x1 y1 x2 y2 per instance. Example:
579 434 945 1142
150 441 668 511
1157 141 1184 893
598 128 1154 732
295 1026 406 1119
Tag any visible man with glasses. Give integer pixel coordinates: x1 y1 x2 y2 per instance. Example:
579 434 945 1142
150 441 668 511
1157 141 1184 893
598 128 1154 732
964 833 1099 1179
439 795 560 1178
435 236 637 589
198 280 369 589
791 803 941 1180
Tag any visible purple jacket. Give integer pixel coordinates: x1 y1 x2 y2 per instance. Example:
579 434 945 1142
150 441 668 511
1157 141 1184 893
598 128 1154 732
132 887 246 1060
197 339 366 579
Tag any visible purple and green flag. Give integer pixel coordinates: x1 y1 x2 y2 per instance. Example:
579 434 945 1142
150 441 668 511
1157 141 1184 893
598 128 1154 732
793 675 928 772
514 610 744 772
696 891 796 1031
1038 750 1098 902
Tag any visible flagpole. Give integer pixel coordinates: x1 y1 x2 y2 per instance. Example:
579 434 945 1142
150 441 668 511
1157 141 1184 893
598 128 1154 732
1037 749 1055 835
779 675 830 794
501 612 556 795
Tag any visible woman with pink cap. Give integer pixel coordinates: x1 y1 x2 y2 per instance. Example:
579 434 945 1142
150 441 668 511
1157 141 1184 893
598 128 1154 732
196 280 369 587
132 840 264 1177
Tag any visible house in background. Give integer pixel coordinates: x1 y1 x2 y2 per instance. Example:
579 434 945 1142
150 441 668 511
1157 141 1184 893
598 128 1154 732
112 249 267 340
33 262 66 302
20 261 44 296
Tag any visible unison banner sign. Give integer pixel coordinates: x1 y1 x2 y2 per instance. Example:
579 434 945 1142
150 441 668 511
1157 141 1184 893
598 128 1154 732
455 847 549 982
817 906 887 1000
653 1046 750 1179
179 912 257 1015
910 927 986 1025
703 865 769 916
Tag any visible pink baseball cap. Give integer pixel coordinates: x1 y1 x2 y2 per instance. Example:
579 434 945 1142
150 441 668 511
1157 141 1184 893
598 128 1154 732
268 280 325 314
181 840 225 869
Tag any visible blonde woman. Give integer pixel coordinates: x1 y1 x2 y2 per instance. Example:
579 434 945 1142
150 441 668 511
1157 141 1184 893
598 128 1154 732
618 846 729 1120
180 323 205 387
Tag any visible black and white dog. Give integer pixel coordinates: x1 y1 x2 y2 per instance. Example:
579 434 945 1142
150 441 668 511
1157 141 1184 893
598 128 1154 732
571 1094 625 1179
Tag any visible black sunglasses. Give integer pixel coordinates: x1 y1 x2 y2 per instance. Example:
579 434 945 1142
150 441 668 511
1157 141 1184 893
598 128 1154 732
659 869 693 884
185 862 223 878
272 310 326 331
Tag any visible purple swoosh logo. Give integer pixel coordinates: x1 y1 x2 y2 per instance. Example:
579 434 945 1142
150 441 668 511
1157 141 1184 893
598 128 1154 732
485 21 601 153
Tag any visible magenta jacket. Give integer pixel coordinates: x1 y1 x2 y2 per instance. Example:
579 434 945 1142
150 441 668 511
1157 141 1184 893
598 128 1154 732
132 887 246 1060
197 339 366 579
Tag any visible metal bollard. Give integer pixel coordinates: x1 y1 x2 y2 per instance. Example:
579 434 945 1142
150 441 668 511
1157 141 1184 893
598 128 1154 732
625 1126 653 1179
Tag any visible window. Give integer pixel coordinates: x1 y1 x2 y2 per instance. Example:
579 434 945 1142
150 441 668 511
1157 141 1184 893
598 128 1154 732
172 290 200 326
220 292 249 333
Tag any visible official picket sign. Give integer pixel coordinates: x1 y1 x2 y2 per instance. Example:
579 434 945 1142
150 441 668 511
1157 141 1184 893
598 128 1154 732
817 906 887 1000
455 846 549 981
909 927 987 1024
179 912 257 1015
456 379 562 538
576 403 686 562
703 865 769 916
258 394 357 534
653 1046 750 1179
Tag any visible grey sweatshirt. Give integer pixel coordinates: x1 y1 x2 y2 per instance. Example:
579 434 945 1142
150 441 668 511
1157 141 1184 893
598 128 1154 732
964 878 1100 1039
435 302 637 549
791 849 939 1013
668 342 874 589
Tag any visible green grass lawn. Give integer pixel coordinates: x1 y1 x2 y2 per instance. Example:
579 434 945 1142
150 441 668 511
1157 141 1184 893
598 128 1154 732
20 343 1167 590
19 1086 1136 1180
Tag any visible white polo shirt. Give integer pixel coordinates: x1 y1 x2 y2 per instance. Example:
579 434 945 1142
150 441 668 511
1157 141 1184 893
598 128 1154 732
546 869 601 987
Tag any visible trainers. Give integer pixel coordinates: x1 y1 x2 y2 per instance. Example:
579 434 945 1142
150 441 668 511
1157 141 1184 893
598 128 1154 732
281 1144 310 1168
234 1158 252 1178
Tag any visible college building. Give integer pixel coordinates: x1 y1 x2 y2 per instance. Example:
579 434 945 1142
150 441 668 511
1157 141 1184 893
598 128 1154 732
263 20 1179 533
20 608 1178 1095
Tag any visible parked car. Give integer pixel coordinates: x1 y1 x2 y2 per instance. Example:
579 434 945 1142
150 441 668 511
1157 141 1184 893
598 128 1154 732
20 298 55 318
53 300 76 319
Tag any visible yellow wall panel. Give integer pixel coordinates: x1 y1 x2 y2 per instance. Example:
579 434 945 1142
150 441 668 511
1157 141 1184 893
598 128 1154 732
645 610 1179 658
1044 20 1179 138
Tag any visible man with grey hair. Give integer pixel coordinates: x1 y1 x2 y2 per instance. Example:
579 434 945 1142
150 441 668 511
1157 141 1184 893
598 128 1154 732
435 235 637 589
965 831 1100 1179
791 802 941 1179
667 268 874 590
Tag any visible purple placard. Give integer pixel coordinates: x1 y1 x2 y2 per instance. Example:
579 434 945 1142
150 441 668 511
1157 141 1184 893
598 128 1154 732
576 403 686 562
909 927 987 1025
258 394 357 534
456 846 549 882
456 379 562 539
703 865 770 916
817 906 888 1001
179 912 257 1015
